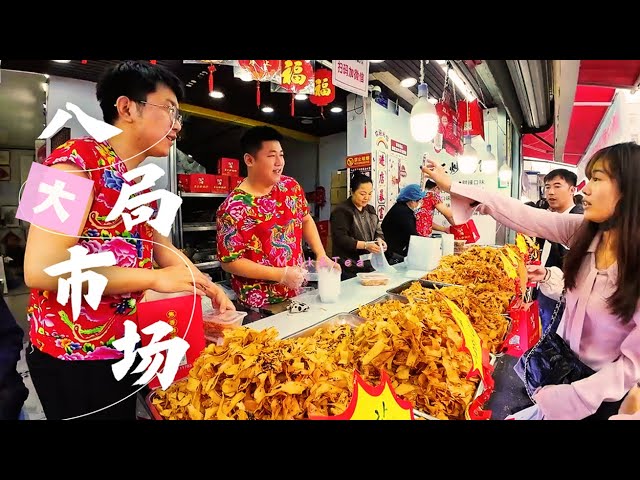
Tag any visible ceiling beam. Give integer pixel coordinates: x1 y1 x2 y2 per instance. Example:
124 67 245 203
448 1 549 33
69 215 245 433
552 60 580 163
475 60 525 134
180 103 319 143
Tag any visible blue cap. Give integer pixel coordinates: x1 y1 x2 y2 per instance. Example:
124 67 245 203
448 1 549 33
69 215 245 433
397 184 426 202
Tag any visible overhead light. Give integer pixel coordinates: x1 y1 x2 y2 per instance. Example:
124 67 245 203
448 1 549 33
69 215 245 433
448 69 476 101
53 60 71 63
261 106 274 113
301 119 313 124
370 60 385 63
400 77 417 88
458 135 478 174
482 144 497 174
295 93 308 101
209 90 224 99
410 62 439 144
499 163 512 182
239 71 253 82
428 96 438 105
330 106 343 113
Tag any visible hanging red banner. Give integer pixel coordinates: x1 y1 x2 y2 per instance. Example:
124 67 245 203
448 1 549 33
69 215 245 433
457 98 485 139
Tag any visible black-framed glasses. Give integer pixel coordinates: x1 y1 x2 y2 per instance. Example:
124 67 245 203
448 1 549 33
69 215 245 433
137 100 183 125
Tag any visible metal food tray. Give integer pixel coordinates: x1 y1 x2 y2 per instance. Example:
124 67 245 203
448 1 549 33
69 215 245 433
349 293 409 316
386 279 461 297
282 312 367 339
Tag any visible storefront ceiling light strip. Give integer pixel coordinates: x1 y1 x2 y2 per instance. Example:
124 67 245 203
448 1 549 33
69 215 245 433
180 103 320 144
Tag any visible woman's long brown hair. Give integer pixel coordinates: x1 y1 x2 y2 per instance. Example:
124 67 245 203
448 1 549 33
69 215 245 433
563 142 640 324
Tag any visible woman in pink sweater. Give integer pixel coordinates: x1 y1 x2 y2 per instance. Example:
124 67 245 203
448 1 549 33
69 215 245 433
422 142 640 420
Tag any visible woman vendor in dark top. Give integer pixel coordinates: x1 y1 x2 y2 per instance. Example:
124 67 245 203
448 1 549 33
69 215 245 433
330 173 387 280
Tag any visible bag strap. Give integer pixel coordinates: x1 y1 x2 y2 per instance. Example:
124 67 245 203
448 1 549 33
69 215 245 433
522 289 566 401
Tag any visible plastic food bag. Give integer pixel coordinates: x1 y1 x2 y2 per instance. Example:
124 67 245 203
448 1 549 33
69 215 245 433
370 239 397 274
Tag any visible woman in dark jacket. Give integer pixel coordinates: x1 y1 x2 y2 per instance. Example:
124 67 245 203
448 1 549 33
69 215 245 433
330 173 387 280
381 183 426 258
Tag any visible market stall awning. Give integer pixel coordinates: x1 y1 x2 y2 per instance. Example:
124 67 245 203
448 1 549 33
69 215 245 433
523 60 640 166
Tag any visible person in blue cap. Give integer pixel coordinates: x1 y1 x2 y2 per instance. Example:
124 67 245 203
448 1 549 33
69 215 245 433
381 184 425 258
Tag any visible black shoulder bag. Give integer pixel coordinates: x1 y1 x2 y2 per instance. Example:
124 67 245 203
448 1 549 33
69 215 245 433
519 291 625 419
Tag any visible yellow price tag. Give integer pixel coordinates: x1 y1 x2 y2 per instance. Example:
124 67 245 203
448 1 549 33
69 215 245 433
516 234 528 254
311 371 414 420
443 298 484 380
505 245 521 266
499 251 518 279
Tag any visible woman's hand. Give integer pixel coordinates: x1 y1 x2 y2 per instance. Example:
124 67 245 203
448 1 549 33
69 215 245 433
526 264 548 283
151 265 213 296
205 283 235 313
421 160 452 193
365 241 383 254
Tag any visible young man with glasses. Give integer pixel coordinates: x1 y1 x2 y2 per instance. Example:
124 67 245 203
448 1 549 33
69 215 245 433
23 60 232 420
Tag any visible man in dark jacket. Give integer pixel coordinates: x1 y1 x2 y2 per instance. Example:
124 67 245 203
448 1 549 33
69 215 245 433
0 293 29 419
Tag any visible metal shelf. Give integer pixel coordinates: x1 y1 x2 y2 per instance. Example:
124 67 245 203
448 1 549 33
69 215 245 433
194 260 220 269
179 192 228 198
183 223 217 232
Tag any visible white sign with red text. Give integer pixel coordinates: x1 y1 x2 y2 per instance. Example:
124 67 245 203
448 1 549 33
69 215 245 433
333 60 369 97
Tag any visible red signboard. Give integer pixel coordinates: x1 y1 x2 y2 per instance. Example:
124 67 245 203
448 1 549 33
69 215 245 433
346 153 372 168
390 140 407 156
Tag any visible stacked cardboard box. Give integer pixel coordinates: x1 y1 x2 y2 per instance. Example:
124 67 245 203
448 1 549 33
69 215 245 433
330 170 348 205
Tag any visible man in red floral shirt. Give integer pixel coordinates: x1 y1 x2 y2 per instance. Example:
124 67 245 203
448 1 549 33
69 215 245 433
217 126 334 308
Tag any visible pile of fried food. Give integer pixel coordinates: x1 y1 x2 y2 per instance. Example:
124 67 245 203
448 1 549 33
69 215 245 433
425 245 526 304
153 295 484 420
399 282 509 354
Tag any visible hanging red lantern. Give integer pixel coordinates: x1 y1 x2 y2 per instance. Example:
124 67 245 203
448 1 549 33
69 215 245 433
150 60 157 65
274 60 314 116
309 68 335 118
238 60 281 108
81 60 88 64
457 98 485 139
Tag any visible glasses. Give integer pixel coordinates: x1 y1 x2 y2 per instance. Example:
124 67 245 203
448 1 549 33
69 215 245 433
137 100 183 125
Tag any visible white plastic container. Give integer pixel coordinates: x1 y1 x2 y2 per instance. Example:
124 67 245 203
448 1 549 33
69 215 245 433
317 266 341 303
356 272 390 286
406 235 442 271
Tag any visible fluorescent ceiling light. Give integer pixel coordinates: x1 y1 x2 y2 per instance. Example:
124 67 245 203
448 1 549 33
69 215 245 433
295 94 308 100
209 91 224 99
261 106 274 113
370 60 385 63
330 106 343 113
53 60 71 63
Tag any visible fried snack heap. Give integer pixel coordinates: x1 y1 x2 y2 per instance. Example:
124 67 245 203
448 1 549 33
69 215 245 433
398 282 509 354
356 299 479 419
152 326 357 420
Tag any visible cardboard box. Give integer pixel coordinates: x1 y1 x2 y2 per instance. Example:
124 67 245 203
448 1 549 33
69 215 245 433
210 175 229 194
331 170 348 188
177 173 212 193
218 157 240 176
228 176 244 190
137 291 205 390
331 186 347 204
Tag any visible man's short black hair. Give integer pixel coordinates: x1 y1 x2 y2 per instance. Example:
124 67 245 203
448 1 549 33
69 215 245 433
96 60 185 125
241 126 284 157
544 168 577 187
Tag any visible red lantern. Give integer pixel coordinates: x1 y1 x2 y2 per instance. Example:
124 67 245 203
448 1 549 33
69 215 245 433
238 60 281 108
277 60 314 116
309 68 335 118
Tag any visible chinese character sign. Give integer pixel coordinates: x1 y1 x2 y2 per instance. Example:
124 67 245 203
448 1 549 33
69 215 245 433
16 163 94 236
332 60 369 97
105 163 182 237
43 245 117 321
112 319 190 391
274 60 314 94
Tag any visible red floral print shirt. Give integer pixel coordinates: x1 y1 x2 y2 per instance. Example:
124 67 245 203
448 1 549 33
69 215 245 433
415 190 443 237
28 138 156 360
216 176 309 308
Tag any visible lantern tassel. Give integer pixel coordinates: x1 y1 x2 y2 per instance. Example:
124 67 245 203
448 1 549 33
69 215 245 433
320 106 324 119
291 94 295 117
208 64 216 93
256 81 261 107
